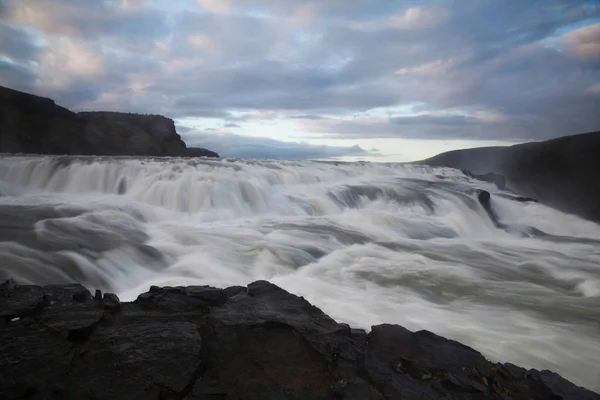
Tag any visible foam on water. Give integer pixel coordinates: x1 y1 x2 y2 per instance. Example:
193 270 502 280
1 155 599 390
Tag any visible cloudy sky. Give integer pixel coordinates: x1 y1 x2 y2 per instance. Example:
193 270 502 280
1 0 599 161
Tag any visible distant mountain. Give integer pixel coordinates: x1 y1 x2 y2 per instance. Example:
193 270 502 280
0 85 218 158
419 131 600 222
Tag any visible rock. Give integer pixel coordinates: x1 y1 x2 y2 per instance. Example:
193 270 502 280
94 289 102 301
0 285 48 320
350 328 368 342
72 289 91 303
247 280 288 296
0 278 17 294
66 315 103 341
0 85 219 158
497 363 526 380
477 190 502 228
184 286 227 306
224 285 246 298
149 285 161 293
186 147 220 158
135 292 155 304
477 189 491 204
527 370 600 400
0 281 598 400
102 293 121 312
418 131 600 223
497 193 538 203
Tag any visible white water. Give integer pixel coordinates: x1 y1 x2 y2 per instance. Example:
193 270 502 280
1 155 599 391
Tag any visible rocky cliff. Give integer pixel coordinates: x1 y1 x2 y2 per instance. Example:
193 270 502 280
0 86 218 158
1 278 598 400
419 131 600 223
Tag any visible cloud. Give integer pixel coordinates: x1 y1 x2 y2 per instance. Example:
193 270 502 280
196 0 231 14
392 6 448 30
184 131 375 159
223 123 240 128
0 59 37 91
0 23 42 63
1 0 170 51
0 0 598 144
564 23 600 61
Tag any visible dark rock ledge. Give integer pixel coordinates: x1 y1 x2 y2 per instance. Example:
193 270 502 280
0 279 598 400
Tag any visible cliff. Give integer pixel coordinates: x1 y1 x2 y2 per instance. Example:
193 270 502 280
419 131 600 222
1 278 598 400
0 86 218 158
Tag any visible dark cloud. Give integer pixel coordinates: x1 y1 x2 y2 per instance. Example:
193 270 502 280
184 131 374 159
0 0 598 144
390 115 479 126
0 23 41 63
0 59 36 91
223 123 240 128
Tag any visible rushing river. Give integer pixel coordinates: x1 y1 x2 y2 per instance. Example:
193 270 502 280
1 155 599 391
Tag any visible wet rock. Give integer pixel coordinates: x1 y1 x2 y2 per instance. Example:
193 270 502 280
149 285 161 294
184 286 227 306
477 189 503 228
497 193 539 203
478 189 491 204
350 328 368 342
442 372 488 393
527 370 599 400
334 323 351 337
497 363 526 380
224 285 246 298
134 292 155 304
66 315 103 341
0 281 598 400
102 293 120 312
162 286 185 294
368 325 493 378
0 278 17 294
72 289 91 303
0 284 48 320
247 280 287 296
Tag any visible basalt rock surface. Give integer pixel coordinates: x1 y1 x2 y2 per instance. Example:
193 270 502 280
0 278 598 400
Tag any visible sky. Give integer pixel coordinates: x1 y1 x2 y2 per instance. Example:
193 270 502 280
1 0 599 161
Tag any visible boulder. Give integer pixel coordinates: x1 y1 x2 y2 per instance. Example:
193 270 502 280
0 280 598 399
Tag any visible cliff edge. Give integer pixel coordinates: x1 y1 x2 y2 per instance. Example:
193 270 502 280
0 85 218 158
419 131 600 223
1 279 598 399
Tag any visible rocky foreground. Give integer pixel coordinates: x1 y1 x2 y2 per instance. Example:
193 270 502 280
0 279 598 400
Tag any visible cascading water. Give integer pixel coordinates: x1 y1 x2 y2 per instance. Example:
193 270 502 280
1 155 599 390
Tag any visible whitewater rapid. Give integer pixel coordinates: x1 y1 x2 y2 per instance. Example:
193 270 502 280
1 155 599 390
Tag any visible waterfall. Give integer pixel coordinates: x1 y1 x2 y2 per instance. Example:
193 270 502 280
1 154 599 390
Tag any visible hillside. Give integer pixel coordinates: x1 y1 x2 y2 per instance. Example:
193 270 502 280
420 131 600 222
0 86 218 158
